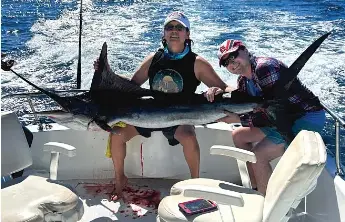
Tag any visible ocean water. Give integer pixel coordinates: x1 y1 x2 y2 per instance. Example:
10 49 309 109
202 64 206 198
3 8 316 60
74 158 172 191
1 0 344 166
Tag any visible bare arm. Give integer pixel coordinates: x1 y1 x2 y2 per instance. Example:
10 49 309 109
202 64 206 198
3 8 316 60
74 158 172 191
130 53 155 86
194 56 235 92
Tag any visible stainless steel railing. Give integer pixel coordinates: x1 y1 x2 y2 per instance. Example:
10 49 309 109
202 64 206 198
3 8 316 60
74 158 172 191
26 96 44 131
321 102 345 176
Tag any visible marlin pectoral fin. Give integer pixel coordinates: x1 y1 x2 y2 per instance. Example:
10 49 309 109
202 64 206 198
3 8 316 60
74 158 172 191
93 118 120 134
223 109 235 115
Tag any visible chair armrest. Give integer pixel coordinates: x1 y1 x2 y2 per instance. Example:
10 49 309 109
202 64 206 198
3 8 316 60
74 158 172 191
179 184 244 207
210 145 256 188
44 142 76 157
43 142 76 180
210 145 256 163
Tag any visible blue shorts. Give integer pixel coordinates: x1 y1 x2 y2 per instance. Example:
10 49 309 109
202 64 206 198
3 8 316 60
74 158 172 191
260 110 326 147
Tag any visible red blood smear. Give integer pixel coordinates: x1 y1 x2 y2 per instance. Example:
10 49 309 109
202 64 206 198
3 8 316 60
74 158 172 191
83 183 162 218
83 183 114 197
140 143 144 177
121 185 161 218
122 186 161 209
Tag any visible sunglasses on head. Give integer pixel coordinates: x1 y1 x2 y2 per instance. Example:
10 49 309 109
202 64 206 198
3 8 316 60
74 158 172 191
220 50 239 67
164 24 186 31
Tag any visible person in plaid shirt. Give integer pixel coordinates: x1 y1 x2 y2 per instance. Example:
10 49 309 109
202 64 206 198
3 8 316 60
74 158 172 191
205 39 325 195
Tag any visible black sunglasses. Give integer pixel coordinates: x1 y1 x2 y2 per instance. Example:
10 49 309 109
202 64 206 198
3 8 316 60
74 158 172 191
164 24 186 31
220 50 239 67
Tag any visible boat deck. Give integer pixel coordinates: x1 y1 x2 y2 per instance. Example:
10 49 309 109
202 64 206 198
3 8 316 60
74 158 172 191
60 177 317 222
68 178 180 222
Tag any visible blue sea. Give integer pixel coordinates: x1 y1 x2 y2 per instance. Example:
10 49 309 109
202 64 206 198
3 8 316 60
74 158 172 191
1 0 344 166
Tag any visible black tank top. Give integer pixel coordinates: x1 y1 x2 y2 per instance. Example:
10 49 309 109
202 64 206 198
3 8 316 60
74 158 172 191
148 50 200 95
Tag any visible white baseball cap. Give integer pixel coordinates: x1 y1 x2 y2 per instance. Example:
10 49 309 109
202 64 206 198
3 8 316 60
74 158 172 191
164 11 190 30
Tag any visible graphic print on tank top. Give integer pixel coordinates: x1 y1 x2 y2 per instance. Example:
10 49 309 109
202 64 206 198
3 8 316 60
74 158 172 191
151 69 184 93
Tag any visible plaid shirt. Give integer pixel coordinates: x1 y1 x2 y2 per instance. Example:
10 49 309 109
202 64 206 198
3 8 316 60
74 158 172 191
239 56 322 127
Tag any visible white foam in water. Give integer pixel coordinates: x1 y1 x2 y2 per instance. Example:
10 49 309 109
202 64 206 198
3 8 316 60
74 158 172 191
1 0 344 117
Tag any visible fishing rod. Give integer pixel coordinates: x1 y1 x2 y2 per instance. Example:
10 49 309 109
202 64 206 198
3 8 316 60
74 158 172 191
77 0 83 89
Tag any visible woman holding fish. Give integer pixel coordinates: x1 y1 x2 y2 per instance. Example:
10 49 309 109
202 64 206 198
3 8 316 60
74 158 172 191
94 11 232 200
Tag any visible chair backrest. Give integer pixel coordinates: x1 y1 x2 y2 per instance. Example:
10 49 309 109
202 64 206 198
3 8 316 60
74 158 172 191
263 130 327 222
1 112 32 176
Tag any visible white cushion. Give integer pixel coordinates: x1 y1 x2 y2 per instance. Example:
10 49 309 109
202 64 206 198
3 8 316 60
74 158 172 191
263 130 327 222
1 175 79 222
158 179 264 222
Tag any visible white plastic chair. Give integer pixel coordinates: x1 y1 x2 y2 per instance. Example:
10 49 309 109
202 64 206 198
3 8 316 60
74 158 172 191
157 130 327 222
1 111 84 222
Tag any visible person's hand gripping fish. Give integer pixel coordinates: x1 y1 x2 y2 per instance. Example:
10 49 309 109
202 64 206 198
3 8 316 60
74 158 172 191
204 86 243 123
204 86 224 102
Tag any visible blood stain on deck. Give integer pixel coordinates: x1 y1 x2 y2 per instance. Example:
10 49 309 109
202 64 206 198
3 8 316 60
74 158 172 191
83 183 161 218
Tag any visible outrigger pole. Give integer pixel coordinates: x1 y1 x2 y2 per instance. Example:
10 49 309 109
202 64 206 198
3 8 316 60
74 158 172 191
77 0 83 89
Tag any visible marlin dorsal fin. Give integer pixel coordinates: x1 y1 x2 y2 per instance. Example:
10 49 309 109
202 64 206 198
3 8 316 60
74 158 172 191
90 42 152 98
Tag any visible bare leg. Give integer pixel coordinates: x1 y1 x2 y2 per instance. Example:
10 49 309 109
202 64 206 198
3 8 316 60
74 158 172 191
251 138 284 195
232 127 266 188
175 125 200 178
109 125 139 200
